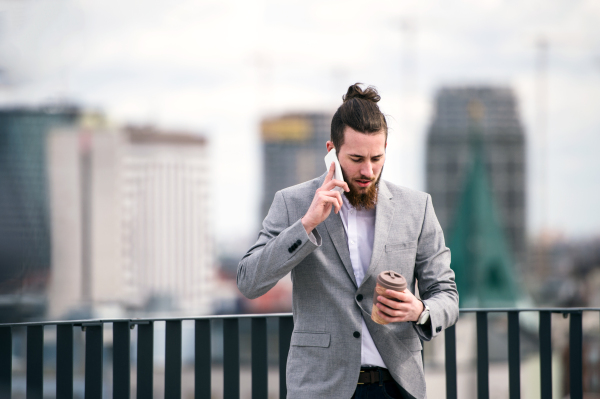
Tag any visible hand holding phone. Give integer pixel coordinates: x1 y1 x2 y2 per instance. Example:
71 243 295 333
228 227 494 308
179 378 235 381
300 149 350 235
324 148 345 194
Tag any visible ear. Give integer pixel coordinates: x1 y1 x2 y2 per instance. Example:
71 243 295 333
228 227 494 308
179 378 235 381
326 141 335 152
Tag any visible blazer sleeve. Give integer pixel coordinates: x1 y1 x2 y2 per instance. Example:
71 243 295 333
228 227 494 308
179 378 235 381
237 190 322 299
413 194 459 341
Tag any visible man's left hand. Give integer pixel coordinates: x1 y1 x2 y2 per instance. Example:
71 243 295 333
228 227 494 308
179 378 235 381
376 289 424 323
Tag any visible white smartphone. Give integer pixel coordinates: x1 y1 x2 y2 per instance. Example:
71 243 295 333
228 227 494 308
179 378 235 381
324 148 345 194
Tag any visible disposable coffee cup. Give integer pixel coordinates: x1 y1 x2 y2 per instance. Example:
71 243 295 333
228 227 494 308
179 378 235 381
371 271 407 325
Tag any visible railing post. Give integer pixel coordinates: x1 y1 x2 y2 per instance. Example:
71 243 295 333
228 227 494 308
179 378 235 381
476 312 489 399
56 324 74 399
195 319 211 399
26 325 44 399
508 311 521 399
278 316 293 399
0 327 11 398
251 317 268 399
539 311 552 399
165 320 182 399
136 322 154 399
84 324 103 399
569 312 583 399
113 322 131 399
223 318 239 399
444 324 457 399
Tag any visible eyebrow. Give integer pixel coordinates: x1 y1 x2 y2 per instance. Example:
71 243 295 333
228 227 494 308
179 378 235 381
348 153 384 158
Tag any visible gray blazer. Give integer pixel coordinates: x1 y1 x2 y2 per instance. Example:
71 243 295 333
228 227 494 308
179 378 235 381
238 173 458 399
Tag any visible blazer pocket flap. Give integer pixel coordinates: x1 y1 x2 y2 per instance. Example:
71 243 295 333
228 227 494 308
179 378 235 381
399 337 423 352
385 240 418 252
291 332 331 348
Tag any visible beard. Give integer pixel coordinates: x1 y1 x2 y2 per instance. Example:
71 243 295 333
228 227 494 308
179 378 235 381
341 165 383 210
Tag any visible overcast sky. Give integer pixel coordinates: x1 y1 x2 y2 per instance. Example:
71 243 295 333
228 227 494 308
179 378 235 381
1 0 599 254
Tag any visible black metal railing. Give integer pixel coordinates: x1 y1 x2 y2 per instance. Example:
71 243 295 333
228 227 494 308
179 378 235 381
0 308 598 399
444 308 600 399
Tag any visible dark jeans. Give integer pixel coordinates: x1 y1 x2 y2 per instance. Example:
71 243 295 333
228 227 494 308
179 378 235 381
351 380 403 399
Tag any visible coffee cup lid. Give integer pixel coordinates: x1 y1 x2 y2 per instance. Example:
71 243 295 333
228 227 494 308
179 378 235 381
377 271 407 291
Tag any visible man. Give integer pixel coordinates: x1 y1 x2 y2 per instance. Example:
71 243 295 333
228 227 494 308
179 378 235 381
238 84 458 399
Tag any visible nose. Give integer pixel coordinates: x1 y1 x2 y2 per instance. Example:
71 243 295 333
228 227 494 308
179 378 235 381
360 161 374 178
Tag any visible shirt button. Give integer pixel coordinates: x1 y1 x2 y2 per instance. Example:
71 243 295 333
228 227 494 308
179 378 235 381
353 331 361 338
356 294 363 302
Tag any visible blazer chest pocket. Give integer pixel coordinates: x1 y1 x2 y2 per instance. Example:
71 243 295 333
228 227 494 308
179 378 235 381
291 332 331 348
385 240 417 252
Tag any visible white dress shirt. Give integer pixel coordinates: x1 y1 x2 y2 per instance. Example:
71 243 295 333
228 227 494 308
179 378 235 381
338 195 387 368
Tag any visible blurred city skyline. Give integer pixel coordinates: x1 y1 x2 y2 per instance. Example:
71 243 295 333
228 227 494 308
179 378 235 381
0 0 599 255
0 3 598 395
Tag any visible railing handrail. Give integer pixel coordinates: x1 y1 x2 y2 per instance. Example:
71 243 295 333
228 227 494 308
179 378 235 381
0 312 295 327
459 306 600 312
2 307 599 328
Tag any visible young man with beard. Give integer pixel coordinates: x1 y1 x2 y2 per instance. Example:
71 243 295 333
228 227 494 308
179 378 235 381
238 84 458 399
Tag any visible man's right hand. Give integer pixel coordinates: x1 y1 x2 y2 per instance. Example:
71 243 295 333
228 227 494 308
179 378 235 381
301 162 350 235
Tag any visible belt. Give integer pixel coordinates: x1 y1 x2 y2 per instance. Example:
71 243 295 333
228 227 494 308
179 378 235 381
357 367 393 385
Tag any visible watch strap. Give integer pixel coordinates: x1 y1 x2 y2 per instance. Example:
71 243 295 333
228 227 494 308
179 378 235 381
416 300 430 325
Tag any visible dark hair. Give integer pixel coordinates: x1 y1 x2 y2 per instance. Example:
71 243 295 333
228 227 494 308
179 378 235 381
330 83 388 151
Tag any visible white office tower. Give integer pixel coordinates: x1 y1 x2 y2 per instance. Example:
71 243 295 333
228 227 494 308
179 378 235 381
47 127 214 318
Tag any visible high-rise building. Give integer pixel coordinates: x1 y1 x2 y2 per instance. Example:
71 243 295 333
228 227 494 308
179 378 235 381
0 106 79 298
47 127 214 317
425 87 527 269
260 113 331 219
446 104 521 307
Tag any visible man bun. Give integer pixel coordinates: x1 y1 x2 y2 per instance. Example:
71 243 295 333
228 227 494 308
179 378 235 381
343 83 381 103
331 83 388 151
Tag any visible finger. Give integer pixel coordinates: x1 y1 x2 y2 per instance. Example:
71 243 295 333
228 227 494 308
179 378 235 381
332 194 342 214
387 290 411 301
324 190 343 212
376 305 407 322
378 298 411 315
323 178 350 192
319 194 341 214
377 302 410 318
334 191 343 210
323 162 335 185
318 192 342 214
376 303 399 317
320 191 344 204
324 179 350 192
377 296 405 310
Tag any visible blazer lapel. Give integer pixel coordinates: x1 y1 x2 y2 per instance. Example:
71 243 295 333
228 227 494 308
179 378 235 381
324 213 357 287
362 181 396 287
312 172 357 287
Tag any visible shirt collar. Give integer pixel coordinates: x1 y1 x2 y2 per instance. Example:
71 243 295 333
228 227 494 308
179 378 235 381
341 193 353 210
341 193 376 216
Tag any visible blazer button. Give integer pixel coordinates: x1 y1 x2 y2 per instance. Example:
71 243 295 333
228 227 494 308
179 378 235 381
356 294 363 302
353 331 361 338
296 239 302 245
